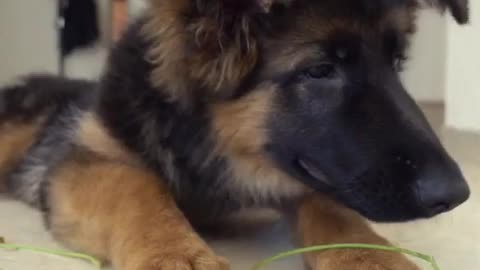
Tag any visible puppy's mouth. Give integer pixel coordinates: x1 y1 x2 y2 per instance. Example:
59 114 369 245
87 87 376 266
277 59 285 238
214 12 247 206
295 157 333 190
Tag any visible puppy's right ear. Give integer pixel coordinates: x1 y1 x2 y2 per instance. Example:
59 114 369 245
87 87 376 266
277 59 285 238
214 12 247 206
428 0 469 24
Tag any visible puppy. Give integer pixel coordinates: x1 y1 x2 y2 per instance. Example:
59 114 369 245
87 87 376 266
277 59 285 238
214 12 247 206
0 0 470 269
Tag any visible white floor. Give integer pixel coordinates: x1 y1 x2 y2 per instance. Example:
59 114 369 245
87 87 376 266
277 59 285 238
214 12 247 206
0 47 479 269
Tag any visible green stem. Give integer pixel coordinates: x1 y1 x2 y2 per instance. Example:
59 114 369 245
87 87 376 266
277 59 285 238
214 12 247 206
1 240 440 270
0 243 102 269
252 243 440 270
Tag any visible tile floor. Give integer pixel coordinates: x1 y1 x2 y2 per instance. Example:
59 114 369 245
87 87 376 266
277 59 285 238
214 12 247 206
0 106 479 270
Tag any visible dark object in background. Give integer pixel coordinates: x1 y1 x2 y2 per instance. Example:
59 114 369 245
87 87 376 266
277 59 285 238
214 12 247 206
58 0 99 57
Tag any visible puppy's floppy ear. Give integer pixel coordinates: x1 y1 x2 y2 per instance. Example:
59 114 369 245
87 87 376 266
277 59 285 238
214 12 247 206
445 0 469 23
427 0 469 24
145 0 293 105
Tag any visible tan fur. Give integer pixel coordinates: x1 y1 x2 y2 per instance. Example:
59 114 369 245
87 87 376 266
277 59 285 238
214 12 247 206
76 112 139 165
211 84 309 203
296 196 420 270
262 44 324 78
278 4 418 49
48 150 229 270
144 0 259 105
0 120 43 190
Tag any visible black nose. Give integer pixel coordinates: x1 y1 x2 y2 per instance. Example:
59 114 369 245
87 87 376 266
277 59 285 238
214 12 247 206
415 166 470 217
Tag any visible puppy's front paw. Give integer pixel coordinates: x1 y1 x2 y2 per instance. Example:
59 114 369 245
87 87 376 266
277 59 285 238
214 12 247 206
135 243 230 270
144 253 229 270
309 249 420 270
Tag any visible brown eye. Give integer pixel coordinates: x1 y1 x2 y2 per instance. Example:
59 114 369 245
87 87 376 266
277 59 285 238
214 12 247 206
303 63 336 79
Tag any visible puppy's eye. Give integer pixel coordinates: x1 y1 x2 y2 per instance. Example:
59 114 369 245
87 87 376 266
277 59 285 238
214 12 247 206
303 63 336 79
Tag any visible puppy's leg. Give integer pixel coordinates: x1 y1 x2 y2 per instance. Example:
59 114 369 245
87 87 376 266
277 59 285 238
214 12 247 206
47 156 229 270
294 196 419 270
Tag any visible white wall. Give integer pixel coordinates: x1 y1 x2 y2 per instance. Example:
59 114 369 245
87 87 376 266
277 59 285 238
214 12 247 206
445 1 480 133
402 9 447 102
0 0 112 82
128 0 147 18
0 0 58 84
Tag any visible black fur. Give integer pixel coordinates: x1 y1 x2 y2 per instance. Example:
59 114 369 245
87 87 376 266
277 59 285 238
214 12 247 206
2 76 95 208
0 75 95 121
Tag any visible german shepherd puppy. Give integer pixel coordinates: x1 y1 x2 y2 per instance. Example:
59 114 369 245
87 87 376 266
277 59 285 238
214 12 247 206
0 0 471 269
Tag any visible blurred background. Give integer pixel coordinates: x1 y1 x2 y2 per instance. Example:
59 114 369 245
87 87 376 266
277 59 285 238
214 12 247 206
0 1 479 270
